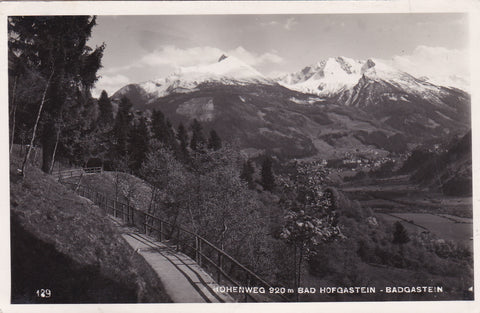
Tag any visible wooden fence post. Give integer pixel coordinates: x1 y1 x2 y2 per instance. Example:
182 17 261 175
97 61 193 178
160 221 164 241
104 194 108 213
198 240 202 266
143 213 147 234
131 206 134 225
195 236 199 263
176 228 180 251
217 252 223 283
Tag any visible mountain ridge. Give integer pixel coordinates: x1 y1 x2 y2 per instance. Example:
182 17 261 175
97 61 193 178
109 55 470 160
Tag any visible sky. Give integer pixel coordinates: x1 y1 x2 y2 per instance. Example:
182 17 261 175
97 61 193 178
88 14 469 97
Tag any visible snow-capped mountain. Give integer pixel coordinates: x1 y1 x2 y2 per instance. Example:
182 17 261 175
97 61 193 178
338 58 461 108
110 54 470 160
113 55 272 103
334 58 470 140
279 56 365 96
278 56 466 98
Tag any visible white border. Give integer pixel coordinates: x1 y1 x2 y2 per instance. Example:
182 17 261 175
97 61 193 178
0 1 478 313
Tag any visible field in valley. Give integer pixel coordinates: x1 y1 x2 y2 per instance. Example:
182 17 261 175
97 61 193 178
341 175 473 248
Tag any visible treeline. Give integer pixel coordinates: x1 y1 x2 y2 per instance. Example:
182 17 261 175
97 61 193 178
88 90 226 174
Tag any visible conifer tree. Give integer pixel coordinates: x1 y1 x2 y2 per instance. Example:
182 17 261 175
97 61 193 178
151 110 170 144
165 119 178 151
128 116 149 173
97 90 113 127
112 96 133 157
190 119 205 151
208 129 222 150
392 221 410 245
240 159 255 189
261 155 275 191
177 122 189 159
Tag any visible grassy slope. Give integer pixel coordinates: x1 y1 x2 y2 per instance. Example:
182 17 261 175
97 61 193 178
10 155 171 304
75 171 154 213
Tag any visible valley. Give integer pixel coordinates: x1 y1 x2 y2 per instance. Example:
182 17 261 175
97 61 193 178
341 175 472 247
9 15 473 303
105 53 473 300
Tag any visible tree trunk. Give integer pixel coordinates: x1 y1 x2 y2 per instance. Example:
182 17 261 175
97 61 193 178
41 122 56 173
297 246 304 294
49 127 61 173
9 75 18 154
147 187 157 214
21 69 54 177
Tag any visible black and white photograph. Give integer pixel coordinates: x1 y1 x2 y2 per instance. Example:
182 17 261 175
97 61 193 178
2 1 478 311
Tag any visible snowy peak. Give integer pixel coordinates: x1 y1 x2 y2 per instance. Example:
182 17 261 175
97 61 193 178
361 58 408 79
218 54 228 62
117 55 272 101
279 56 365 96
358 58 448 98
279 56 456 97
361 59 376 73
176 55 265 81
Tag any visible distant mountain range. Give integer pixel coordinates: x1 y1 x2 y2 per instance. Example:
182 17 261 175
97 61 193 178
111 55 470 160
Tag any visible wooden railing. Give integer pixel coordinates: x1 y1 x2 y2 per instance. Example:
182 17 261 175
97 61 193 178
68 183 288 302
52 167 102 180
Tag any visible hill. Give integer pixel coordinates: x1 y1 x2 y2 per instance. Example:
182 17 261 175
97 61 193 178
408 130 472 196
10 154 171 303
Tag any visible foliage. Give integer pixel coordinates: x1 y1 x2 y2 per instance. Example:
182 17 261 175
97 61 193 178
392 221 410 245
240 159 255 189
151 110 176 150
189 119 205 151
128 116 149 173
97 90 114 127
279 161 342 294
261 155 275 191
176 122 189 161
280 209 340 247
207 129 222 151
8 16 105 173
112 96 133 158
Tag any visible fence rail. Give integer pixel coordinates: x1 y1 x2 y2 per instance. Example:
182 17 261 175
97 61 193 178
52 167 102 180
67 182 288 302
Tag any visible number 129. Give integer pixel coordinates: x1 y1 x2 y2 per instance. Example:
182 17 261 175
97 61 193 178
35 289 51 298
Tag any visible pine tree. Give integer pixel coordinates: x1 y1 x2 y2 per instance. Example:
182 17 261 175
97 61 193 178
97 90 113 127
128 116 149 173
112 96 133 157
261 156 275 191
151 110 170 144
190 119 205 151
240 159 255 189
207 129 222 150
165 119 178 151
177 122 189 159
392 221 410 245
